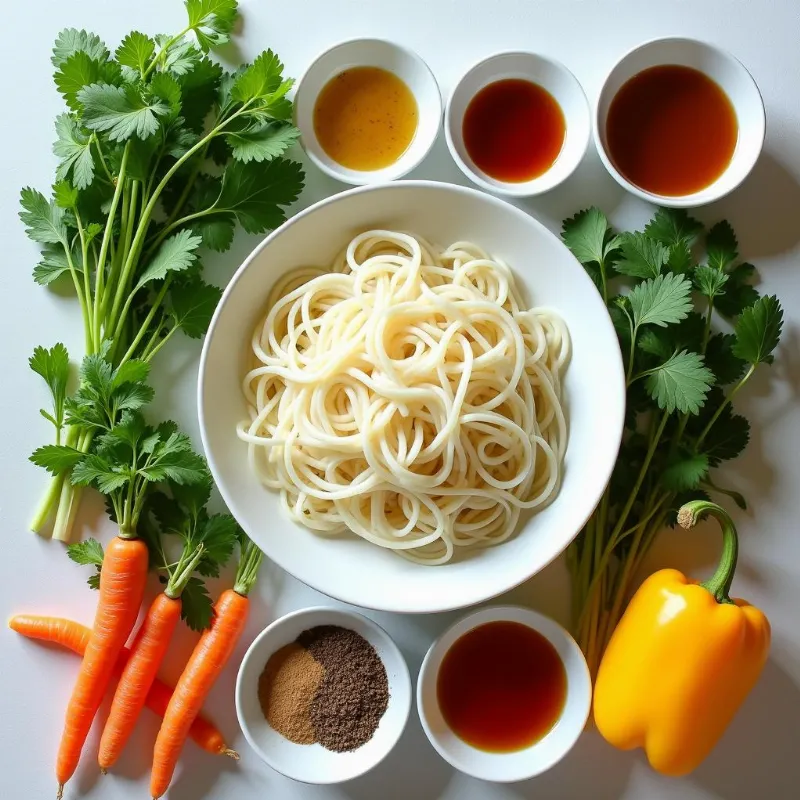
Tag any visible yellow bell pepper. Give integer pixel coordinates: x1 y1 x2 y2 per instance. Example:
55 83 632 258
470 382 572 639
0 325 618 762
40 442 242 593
593 500 770 776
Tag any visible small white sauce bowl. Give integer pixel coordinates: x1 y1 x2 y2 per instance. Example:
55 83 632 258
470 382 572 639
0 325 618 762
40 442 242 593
445 52 590 197
293 38 442 185
417 605 591 782
594 37 766 208
235 606 412 784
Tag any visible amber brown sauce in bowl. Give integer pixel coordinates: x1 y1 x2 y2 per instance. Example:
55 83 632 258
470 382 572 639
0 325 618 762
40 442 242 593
595 37 764 207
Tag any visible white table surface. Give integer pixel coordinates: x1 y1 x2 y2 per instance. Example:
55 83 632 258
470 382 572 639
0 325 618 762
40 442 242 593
2 1 800 798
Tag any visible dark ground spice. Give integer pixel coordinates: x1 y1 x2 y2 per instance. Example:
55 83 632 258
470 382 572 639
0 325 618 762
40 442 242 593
297 625 389 752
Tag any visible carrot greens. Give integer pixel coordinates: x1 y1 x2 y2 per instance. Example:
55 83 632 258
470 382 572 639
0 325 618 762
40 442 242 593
24 0 304 542
563 207 784 677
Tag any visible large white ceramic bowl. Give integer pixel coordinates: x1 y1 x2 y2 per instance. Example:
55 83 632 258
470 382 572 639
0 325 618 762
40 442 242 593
198 181 625 613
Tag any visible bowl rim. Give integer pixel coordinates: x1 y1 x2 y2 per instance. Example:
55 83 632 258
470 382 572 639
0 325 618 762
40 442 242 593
443 50 590 197
234 605 412 784
293 37 443 186
592 35 766 208
198 179 626 614
416 604 592 782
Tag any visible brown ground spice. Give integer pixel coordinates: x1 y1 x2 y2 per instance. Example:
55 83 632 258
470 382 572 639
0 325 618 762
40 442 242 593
297 625 389 752
258 642 325 744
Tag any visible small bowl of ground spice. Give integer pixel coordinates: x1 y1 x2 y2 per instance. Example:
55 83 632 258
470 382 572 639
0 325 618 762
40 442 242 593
235 606 412 783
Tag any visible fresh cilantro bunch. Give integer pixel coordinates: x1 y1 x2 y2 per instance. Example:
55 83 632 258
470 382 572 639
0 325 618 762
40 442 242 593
24 0 304 542
562 207 784 675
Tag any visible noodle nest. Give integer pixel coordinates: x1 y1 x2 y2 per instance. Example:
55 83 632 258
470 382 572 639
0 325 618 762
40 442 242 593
238 230 569 565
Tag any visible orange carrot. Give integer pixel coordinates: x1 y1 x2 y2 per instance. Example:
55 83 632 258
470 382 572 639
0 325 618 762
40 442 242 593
150 540 262 799
98 593 182 771
8 614 238 758
56 535 148 798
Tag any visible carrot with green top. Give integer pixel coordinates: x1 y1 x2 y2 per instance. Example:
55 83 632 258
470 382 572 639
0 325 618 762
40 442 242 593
151 537 263 798
38 360 208 798
56 534 148 798
99 482 238 771
8 614 238 758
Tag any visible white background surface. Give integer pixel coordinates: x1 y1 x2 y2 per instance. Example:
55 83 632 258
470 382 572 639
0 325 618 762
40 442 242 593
1 1 799 798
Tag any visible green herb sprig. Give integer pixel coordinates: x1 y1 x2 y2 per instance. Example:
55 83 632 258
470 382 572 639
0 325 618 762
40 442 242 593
25 0 304 542
563 207 783 676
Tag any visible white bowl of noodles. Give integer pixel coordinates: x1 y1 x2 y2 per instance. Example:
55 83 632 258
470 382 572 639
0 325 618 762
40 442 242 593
199 181 624 613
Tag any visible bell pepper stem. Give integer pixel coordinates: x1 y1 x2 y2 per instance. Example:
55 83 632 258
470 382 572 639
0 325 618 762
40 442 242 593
677 500 739 604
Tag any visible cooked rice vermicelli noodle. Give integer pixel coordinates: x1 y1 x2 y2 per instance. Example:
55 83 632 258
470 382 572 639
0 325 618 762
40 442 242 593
238 230 569 565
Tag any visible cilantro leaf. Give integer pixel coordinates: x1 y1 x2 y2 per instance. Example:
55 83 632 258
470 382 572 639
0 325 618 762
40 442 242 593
195 514 239 577
115 31 155 76
561 207 620 268
139 429 207 485
30 343 70 431
181 576 213 631
171 473 212 516
53 180 79 209
638 328 671 359
704 412 750 465
227 121 300 163
149 72 183 117
170 279 222 337
55 51 111 111
193 216 235 251
112 359 150 388
628 272 693 329
30 342 70 408
185 0 239 52
705 333 746 385
20 188 68 245
135 230 203 290
732 295 783 365
666 240 694 275
113 382 155 411
216 158 304 234
715 263 760 318
67 537 104 566
30 444 85 475
232 50 286 103
644 207 703 246
693 265 729 299
178 56 223 131
68 537 104 590
644 350 714 414
33 245 76 285
72 454 133 492
706 220 738 271
156 36 201 76
615 231 668 279
661 452 709 491
79 83 170 141
54 115 95 190
52 29 109 67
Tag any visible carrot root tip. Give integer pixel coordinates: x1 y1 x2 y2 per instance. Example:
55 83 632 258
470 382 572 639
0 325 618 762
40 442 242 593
57 784 64 800
222 747 240 760
100 767 108 775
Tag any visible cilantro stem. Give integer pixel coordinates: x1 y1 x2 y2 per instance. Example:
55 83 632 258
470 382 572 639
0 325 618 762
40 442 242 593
74 208 93 336
107 107 250 339
92 134 115 185
148 206 217 256
144 324 178 363
118 277 172 363
62 242 91 353
696 363 756 448
94 143 130 347
234 540 263 596
141 27 192 81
